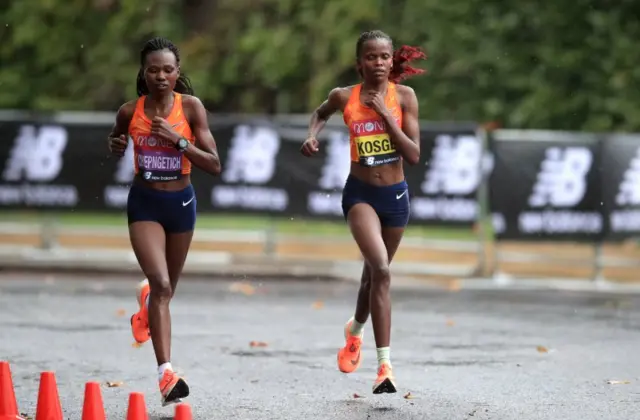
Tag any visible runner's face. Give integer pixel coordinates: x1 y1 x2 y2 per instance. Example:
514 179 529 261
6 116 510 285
358 39 393 83
143 49 180 95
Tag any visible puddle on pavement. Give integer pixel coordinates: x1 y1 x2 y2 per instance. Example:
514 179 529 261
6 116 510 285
287 360 325 369
431 343 538 351
4 321 121 332
412 360 505 367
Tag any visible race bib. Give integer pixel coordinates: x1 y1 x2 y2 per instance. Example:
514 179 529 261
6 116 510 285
137 149 183 182
355 134 400 167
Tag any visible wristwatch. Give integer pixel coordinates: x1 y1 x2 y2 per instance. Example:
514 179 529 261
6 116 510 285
175 137 189 152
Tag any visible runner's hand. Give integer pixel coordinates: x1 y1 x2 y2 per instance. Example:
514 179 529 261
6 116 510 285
108 134 128 157
364 91 388 116
151 116 180 145
300 137 319 157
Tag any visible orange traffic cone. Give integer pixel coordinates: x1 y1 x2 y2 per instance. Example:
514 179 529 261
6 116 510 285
174 402 192 420
0 361 23 420
81 382 106 420
125 392 147 420
35 372 63 420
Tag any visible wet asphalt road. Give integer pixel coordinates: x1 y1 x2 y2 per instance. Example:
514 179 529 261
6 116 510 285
1 272 640 420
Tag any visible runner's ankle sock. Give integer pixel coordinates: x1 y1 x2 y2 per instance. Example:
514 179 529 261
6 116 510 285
349 317 365 337
158 362 172 381
376 347 391 367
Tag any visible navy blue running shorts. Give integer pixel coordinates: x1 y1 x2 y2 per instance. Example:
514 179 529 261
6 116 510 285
127 183 197 234
341 175 410 228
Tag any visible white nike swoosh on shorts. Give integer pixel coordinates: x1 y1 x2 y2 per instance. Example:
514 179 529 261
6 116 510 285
182 197 194 206
396 190 407 199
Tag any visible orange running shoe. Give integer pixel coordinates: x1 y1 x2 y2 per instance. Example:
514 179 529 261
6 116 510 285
337 318 363 373
159 369 189 406
130 279 151 344
372 362 397 394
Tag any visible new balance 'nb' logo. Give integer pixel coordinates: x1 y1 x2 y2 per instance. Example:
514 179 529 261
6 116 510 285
616 147 640 206
528 147 592 208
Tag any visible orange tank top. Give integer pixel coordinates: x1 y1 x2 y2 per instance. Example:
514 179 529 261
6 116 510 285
128 93 195 182
343 83 403 167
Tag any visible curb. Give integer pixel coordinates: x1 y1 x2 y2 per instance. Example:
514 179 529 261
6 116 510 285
0 246 351 282
1 246 640 294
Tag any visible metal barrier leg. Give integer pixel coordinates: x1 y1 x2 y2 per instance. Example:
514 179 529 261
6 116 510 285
472 127 489 278
471 220 487 278
40 213 58 250
263 216 277 258
592 242 605 283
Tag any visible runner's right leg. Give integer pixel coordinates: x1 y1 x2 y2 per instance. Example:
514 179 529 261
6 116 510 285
131 278 151 344
337 225 405 375
337 264 369 373
345 203 397 394
127 184 189 406
129 221 189 406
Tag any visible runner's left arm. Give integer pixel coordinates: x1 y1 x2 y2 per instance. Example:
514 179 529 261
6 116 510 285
379 86 420 165
183 97 222 176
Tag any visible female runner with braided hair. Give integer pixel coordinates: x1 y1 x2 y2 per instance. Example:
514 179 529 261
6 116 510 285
301 30 426 394
108 37 221 406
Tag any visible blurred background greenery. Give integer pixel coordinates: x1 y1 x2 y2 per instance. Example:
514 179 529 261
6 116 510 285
1 0 639 131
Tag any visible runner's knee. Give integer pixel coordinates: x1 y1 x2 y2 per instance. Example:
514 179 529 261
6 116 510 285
148 275 172 302
369 262 391 289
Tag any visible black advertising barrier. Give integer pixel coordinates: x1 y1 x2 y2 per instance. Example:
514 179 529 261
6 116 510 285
0 119 292 214
0 121 106 209
489 130 603 242
600 134 640 241
407 125 484 226
269 122 484 226
105 120 300 216
0 117 485 227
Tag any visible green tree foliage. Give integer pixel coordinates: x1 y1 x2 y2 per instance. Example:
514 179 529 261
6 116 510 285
1 0 639 131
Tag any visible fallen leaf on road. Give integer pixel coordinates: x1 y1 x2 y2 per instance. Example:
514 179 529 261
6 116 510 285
607 380 630 385
229 282 255 296
536 346 548 353
445 319 455 327
250 341 268 347
353 393 365 399
446 280 461 292
403 392 414 399
131 342 143 349
116 309 126 317
312 301 324 310
105 381 124 388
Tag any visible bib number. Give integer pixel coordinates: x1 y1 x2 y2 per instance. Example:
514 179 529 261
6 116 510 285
137 149 183 182
356 134 400 167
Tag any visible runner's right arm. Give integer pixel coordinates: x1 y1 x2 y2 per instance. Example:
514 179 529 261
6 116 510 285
108 101 135 157
301 88 347 156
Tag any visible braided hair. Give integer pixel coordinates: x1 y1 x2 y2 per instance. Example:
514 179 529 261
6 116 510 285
136 37 194 97
355 30 427 83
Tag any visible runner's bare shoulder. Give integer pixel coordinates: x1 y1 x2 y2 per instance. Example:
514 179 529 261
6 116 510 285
179 94 202 110
395 84 417 110
111 100 137 136
118 100 136 119
327 86 355 112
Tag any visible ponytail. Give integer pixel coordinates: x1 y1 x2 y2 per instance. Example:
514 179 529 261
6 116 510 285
389 45 427 83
